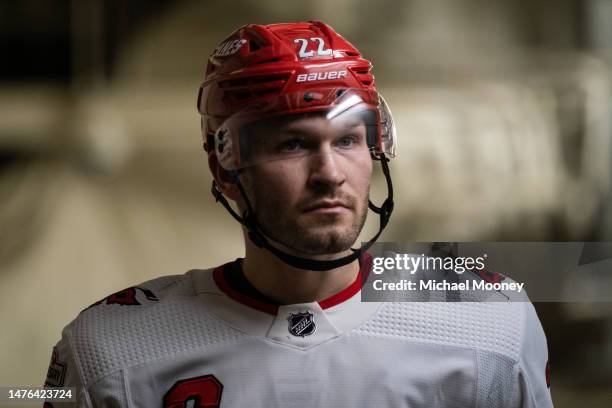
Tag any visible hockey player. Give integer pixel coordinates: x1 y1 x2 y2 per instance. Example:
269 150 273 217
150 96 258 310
44 21 553 407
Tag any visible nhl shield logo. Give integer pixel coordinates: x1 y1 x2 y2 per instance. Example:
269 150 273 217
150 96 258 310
288 312 316 337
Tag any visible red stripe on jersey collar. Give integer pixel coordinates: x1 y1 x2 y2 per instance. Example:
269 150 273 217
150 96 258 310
212 252 372 316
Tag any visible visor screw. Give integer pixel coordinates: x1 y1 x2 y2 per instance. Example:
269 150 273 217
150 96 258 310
304 92 314 102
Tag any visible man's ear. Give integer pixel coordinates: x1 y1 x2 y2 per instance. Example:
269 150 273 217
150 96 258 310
208 152 241 201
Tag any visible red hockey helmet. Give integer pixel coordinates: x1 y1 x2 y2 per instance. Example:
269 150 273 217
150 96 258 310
197 21 395 271
197 21 395 169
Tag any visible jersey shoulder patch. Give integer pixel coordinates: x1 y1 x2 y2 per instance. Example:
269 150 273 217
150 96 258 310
80 274 186 313
468 267 505 284
84 286 159 310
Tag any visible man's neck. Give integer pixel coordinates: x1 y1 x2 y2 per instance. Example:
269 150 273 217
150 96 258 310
241 240 360 305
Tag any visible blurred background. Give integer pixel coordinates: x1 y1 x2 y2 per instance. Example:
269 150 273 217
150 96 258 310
1 0 611 406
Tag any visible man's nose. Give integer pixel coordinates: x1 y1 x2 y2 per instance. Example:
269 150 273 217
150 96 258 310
307 152 346 188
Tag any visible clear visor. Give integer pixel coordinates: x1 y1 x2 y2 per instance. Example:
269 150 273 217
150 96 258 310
214 89 396 170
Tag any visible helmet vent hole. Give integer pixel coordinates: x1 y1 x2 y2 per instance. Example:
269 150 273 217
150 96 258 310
231 91 251 100
255 57 281 65
254 88 278 97
249 40 262 52
226 87 282 102
219 73 290 89
222 72 290 102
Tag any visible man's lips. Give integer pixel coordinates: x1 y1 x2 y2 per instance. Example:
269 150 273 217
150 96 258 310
303 200 351 213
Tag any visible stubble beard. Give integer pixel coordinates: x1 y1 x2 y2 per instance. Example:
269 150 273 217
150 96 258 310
253 190 369 256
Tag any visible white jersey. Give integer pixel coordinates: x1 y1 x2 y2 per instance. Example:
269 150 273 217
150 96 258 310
44 258 553 407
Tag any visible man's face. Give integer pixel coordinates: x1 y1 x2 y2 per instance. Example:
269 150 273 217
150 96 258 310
239 113 373 256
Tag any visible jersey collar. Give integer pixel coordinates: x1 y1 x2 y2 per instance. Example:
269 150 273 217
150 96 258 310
212 252 372 315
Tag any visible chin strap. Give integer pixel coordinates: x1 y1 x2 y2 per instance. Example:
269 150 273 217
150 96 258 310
211 155 393 271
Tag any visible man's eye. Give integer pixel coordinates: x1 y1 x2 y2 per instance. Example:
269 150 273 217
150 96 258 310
336 135 357 148
278 139 305 152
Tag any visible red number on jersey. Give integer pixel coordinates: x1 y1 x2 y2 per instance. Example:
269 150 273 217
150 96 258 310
164 374 223 408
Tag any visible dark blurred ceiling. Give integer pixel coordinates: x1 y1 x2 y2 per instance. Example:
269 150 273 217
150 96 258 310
0 0 171 82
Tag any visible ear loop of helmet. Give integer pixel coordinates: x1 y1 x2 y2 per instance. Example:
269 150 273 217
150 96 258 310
210 155 394 271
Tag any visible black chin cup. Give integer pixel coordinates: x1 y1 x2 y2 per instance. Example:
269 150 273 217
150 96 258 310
211 155 393 271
